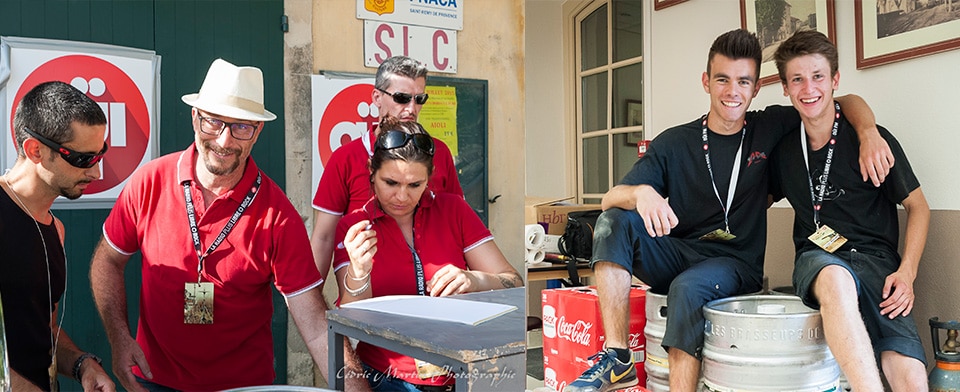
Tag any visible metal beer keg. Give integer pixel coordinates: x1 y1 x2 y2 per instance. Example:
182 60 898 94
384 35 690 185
644 292 669 392
702 295 840 391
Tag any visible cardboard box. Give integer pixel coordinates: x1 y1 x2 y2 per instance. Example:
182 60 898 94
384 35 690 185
525 197 602 235
542 286 648 390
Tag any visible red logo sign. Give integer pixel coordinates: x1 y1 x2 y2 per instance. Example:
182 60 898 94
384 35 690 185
10 55 150 194
317 84 379 166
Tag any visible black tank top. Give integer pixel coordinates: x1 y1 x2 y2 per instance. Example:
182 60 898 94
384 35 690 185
0 188 66 390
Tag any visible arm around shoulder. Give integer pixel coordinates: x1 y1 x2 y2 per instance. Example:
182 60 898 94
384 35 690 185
835 94 894 185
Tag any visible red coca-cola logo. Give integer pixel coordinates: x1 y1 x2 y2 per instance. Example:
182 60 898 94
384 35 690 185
628 332 644 351
10 55 150 195
556 315 594 346
316 84 379 166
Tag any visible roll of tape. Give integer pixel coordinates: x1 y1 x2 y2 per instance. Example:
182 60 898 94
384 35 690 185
525 224 546 250
525 247 546 264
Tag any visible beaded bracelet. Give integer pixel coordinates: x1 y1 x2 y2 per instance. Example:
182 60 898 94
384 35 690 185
72 352 102 380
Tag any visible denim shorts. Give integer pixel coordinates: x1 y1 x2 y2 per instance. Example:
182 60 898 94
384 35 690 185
590 208 762 358
793 248 926 366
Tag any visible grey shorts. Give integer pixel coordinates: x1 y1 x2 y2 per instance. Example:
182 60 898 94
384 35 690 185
793 248 926 366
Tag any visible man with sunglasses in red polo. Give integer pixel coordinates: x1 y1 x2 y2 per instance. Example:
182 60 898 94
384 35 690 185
310 56 463 287
1 81 114 391
90 59 369 392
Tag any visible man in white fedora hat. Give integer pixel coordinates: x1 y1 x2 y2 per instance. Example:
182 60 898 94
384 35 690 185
90 59 368 391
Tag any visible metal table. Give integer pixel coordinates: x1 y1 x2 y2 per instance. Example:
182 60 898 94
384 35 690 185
327 287 525 391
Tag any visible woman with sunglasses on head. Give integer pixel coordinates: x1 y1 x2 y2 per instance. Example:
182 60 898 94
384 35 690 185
333 117 523 392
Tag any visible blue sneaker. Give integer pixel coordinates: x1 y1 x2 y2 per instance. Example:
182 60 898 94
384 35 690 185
563 348 638 392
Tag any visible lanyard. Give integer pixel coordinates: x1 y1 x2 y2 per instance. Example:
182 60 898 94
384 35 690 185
182 172 261 283
701 115 746 233
800 101 841 229
407 242 426 296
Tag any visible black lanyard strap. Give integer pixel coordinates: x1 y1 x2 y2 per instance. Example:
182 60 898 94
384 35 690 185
182 172 261 282
800 101 841 228
407 242 426 296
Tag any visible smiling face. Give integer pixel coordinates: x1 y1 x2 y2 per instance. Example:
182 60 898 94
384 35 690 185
781 53 840 124
372 159 429 220
193 108 262 178
702 54 760 133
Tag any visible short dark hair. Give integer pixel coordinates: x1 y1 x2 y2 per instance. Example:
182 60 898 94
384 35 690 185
374 56 428 91
369 115 434 179
707 29 762 81
773 30 838 83
12 81 106 157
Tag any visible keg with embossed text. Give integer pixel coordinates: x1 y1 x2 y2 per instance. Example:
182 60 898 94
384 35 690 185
701 295 840 391
643 292 669 392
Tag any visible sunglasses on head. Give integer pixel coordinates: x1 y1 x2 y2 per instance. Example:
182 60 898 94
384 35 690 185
23 127 108 169
376 130 435 156
377 88 429 105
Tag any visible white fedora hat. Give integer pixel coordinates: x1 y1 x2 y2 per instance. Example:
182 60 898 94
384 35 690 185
181 58 277 122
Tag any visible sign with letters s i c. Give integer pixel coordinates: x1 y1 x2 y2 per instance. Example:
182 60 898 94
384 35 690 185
363 21 457 74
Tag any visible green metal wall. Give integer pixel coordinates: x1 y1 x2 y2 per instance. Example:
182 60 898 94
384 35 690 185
0 0 289 386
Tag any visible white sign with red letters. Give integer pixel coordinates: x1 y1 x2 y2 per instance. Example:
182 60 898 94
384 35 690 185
0 36 160 208
363 21 457 74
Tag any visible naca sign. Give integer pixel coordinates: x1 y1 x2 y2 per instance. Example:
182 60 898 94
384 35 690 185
0 37 160 208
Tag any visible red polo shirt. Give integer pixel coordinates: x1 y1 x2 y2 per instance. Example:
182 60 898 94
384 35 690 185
312 128 463 216
103 144 323 391
333 191 493 386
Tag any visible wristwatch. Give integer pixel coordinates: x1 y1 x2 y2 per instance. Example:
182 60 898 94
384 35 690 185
72 352 103 380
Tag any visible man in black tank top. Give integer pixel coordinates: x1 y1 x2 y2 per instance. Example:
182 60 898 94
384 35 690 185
0 81 113 391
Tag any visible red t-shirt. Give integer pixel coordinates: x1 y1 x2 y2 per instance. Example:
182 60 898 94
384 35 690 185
333 191 493 386
312 129 463 216
102 145 323 391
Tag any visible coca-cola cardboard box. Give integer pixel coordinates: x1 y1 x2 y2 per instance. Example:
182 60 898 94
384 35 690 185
541 286 648 391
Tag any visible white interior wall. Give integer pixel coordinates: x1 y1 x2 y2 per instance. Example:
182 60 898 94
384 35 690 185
525 0 569 198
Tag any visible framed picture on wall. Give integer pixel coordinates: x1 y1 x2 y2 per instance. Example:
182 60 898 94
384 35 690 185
855 0 960 69
626 100 642 127
654 0 689 11
740 0 836 86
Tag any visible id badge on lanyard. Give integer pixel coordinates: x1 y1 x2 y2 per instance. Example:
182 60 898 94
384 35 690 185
181 172 260 324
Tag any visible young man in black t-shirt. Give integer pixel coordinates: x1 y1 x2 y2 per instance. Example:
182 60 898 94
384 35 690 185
769 30 929 392
0 81 114 391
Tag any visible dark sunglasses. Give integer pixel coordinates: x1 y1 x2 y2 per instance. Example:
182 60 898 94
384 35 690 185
376 130 435 156
377 88 429 105
23 127 108 169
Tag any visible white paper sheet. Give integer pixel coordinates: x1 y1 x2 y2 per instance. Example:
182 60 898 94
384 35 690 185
340 295 517 326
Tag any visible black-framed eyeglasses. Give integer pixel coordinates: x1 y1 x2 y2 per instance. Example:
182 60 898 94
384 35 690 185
22 127 108 169
196 112 259 141
376 88 429 105
376 130 435 156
